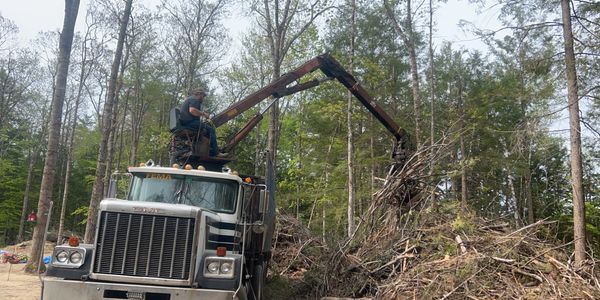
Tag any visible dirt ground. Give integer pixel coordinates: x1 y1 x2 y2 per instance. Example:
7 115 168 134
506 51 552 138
0 263 42 300
0 241 55 300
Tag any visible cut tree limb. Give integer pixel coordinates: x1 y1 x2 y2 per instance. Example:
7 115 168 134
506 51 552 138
455 235 467 254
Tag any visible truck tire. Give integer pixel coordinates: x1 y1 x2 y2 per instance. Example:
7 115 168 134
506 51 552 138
249 261 266 300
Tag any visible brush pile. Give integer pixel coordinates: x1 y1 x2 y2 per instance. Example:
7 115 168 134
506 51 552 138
322 204 600 299
270 213 324 280
267 147 600 299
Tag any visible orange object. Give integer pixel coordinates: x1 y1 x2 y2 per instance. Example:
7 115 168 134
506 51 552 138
244 177 252 183
68 236 80 247
216 246 227 257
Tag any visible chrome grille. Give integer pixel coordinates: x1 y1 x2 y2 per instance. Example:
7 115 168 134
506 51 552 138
93 211 195 280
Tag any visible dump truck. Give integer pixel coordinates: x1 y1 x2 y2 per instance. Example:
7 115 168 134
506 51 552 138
42 54 408 300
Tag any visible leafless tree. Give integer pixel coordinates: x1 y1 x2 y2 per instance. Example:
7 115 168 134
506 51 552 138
0 14 18 51
250 0 332 178
162 0 229 94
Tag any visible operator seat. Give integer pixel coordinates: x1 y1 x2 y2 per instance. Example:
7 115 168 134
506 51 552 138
168 107 211 160
169 107 195 134
168 107 233 170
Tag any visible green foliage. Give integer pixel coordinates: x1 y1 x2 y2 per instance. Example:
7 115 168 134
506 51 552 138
71 206 89 226
451 215 476 234
264 275 296 299
556 202 600 254
0 159 27 243
432 233 458 256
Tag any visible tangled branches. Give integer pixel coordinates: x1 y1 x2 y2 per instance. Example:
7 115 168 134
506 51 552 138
266 142 600 299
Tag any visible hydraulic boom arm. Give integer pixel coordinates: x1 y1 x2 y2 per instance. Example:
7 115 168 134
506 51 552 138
214 54 408 166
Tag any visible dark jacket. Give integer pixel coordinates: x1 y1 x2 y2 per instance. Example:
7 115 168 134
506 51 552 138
179 97 202 124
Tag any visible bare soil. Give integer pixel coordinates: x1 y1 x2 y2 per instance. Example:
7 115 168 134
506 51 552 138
0 263 42 300
0 241 55 300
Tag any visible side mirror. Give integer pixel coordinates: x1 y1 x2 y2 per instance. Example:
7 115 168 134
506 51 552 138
252 189 269 234
106 172 133 199
258 189 269 216
107 177 118 198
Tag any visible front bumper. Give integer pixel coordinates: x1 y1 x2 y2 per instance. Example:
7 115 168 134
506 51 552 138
42 277 243 300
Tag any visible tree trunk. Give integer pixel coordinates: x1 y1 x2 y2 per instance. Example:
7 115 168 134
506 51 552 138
255 122 262 175
57 28 92 241
560 0 586 267
115 94 128 170
346 0 356 238
17 149 38 243
507 172 520 224
460 136 467 206
85 0 133 243
516 37 533 225
263 0 282 173
458 79 467 207
267 65 280 181
116 66 133 170
27 0 80 272
322 204 326 244
57 74 84 242
408 47 422 153
384 0 422 152
526 148 534 224
104 127 116 197
370 115 375 201
296 124 303 221
428 0 436 202
105 51 130 196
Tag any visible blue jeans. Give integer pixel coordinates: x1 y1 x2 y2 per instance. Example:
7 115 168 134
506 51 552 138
183 119 219 156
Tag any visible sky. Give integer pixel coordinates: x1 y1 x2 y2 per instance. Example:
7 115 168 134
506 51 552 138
1 0 501 50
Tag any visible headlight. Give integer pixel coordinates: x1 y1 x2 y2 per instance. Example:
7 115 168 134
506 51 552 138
207 262 220 274
51 246 86 268
69 251 83 264
56 251 69 263
220 262 232 274
203 257 236 279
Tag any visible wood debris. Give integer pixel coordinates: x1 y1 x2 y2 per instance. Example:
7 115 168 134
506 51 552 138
266 148 600 299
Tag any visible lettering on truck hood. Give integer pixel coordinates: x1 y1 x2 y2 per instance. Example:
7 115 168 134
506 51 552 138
99 198 202 219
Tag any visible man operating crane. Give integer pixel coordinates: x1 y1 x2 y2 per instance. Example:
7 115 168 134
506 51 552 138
179 88 227 157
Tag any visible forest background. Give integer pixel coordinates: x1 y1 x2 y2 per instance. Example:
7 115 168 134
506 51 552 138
0 0 599 267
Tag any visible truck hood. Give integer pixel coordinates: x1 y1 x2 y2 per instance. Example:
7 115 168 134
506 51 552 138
99 198 202 219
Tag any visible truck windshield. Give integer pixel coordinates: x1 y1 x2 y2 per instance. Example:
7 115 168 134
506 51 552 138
128 173 238 213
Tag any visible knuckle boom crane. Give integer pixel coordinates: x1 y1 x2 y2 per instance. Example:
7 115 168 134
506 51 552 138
218 53 409 167
172 53 409 170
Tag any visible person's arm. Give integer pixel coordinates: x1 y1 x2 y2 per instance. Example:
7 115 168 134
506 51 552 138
189 106 210 118
188 99 210 118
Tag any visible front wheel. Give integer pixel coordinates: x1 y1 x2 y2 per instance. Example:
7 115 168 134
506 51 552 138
249 261 266 300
